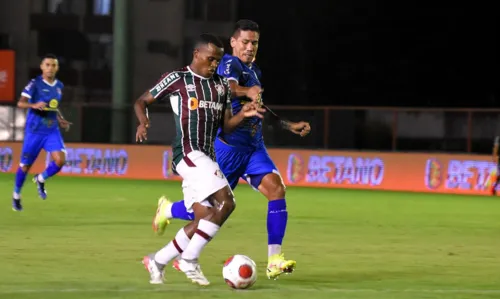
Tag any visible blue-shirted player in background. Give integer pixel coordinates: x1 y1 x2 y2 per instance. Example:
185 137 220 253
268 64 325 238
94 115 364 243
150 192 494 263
12 54 72 211
153 20 311 280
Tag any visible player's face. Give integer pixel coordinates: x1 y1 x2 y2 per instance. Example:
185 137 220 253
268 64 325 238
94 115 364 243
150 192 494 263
193 43 224 78
40 58 59 79
231 30 259 65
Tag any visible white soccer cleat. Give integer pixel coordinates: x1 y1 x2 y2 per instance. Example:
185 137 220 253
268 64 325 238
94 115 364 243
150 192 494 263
177 258 210 286
142 255 164 284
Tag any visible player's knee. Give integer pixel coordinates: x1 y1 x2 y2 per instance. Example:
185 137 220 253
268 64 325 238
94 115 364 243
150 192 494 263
192 203 214 220
56 159 65 167
52 153 66 166
261 173 286 200
20 164 31 172
269 184 286 200
274 183 286 198
219 196 236 216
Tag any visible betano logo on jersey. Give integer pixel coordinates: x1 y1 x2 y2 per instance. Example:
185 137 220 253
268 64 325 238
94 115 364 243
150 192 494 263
188 97 223 111
155 72 180 93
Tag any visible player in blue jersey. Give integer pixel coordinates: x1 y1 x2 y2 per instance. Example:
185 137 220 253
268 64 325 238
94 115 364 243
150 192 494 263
158 20 311 279
12 54 72 211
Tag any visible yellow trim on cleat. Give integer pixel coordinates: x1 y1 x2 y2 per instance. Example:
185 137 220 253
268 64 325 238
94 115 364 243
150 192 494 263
266 253 296 280
152 196 171 236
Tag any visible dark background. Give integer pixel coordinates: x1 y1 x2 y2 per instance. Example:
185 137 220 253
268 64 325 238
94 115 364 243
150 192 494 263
238 2 498 107
0 1 498 151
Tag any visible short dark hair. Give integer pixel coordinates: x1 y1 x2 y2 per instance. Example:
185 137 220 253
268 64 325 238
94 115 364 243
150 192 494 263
194 33 224 50
41 53 58 61
233 19 260 37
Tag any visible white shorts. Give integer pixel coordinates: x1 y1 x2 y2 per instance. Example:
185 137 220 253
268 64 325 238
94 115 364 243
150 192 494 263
175 150 232 213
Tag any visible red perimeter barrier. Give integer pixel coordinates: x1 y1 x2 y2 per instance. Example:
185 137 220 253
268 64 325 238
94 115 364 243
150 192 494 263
0 142 496 195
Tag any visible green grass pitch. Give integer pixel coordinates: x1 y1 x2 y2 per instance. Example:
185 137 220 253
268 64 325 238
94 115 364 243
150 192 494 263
1 173 500 299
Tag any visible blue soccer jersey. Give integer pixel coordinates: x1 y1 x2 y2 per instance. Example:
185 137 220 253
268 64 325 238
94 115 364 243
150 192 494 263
213 54 278 190
21 75 64 135
216 54 263 149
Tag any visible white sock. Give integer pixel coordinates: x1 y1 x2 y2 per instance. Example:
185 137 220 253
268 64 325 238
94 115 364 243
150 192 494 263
268 244 282 258
154 228 190 265
13 192 20 200
37 174 45 183
181 219 220 261
164 203 173 219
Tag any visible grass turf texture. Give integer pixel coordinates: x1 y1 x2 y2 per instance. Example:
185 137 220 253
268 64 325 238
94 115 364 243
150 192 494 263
1 173 500 299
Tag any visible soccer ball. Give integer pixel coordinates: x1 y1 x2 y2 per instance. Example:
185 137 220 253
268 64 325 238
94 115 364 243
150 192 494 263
222 254 257 289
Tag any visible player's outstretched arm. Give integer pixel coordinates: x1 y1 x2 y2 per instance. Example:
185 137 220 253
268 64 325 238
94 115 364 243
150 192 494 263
17 96 46 110
134 91 155 143
222 102 266 133
267 111 311 137
228 81 262 102
280 120 311 137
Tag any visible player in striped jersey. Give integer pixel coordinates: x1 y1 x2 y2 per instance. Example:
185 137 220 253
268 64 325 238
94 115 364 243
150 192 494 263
161 20 311 280
134 33 265 286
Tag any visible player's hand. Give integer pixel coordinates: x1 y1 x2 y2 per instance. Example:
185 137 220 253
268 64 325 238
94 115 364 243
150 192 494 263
289 121 311 137
136 123 148 143
246 86 263 103
58 119 73 132
241 102 266 119
32 101 47 110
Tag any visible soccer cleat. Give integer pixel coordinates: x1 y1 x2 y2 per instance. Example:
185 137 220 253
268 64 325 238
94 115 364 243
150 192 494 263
266 254 297 280
33 174 47 200
177 258 210 286
152 196 172 235
12 198 22 211
142 255 164 284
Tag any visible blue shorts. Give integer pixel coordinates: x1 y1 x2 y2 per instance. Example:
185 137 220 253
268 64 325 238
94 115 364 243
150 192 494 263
215 138 278 190
21 131 65 165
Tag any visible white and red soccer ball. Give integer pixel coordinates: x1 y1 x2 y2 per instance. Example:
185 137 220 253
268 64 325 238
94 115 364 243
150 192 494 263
222 254 257 289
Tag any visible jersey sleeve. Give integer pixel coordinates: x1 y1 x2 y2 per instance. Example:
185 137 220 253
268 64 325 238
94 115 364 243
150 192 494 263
217 58 243 82
222 78 232 108
21 79 36 100
149 72 181 101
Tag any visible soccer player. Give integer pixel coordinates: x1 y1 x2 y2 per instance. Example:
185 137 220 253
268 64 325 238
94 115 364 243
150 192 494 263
164 20 312 280
12 54 72 211
135 33 265 286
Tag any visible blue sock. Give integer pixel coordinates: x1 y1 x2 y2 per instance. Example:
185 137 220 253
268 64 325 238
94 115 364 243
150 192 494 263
13 167 28 196
171 200 194 220
267 199 288 248
41 161 62 181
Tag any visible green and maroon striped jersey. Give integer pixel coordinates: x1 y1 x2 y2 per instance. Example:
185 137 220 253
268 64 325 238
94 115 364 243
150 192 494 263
149 66 231 166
